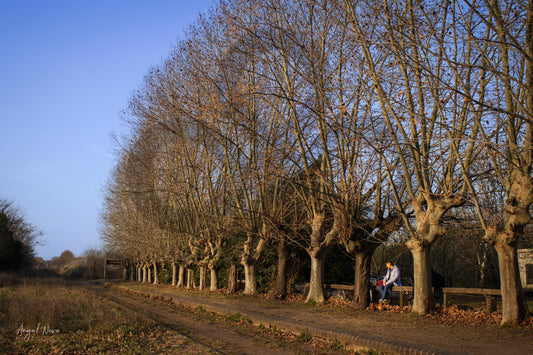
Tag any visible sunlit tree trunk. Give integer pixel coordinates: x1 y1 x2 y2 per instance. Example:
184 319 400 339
209 266 218 291
241 234 266 295
409 240 434 313
171 262 177 286
199 263 207 290
492 236 528 325
306 215 337 303
152 261 158 285
142 264 147 283
177 264 185 287
186 268 195 289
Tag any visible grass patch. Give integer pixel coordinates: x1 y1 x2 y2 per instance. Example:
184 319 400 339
225 311 252 324
0 276 193 354
299 330 312 342
330 338 345 350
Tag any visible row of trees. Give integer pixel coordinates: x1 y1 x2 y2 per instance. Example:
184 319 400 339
101 0 533 325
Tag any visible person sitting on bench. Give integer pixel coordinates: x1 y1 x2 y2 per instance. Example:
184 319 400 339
379 261 401 302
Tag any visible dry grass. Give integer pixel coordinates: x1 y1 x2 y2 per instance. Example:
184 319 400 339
0 274 204 354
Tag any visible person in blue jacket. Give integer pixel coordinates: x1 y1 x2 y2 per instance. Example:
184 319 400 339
379 261 401 302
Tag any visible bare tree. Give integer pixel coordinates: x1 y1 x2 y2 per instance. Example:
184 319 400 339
441 0 533 325
344 0 484 314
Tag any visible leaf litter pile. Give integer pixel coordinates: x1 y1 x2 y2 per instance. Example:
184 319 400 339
259 291 533 329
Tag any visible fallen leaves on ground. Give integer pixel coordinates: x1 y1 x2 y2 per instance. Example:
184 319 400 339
365 302 533 329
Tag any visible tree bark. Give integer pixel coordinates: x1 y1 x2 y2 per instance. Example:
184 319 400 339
208 239 222 291
306 214 337 303
483 172 533 325
129 265 135 281
186 268 195 288
153 261 159 285
494 237 529 325
409 241 433 314
352 248 373 309
199 265 207 290
273 238 288 298
147 264 152 283
243 263 257 294
142 264 147 283
227 263 238 294
177 264 185 287
209 266 218 291
171 262 177 286
241 234 266 295
306 249 330 303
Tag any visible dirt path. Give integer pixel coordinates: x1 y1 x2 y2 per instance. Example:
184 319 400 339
102 281 533 355
91 283 349 354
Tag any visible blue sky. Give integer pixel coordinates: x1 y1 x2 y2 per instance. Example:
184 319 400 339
0 0 214 260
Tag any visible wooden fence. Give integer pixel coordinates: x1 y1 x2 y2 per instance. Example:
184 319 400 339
300 283 528 313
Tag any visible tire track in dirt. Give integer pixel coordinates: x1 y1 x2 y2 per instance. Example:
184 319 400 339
89 283 325 355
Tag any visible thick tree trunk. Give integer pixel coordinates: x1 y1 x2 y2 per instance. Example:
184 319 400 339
306 250 329 303
137 265 142 282
273 239 288 298
227 263 238 294
142 265 147 283
494 239 529 325
306 213 338 303
352 249 373 309
177 264 185 287
243 263 257 294
171 262 177 286
186 268 195 289
209 266 218 291
147 265 152 283
153 261 159 285
199 265 207 290
409 242 433 314
241 234 265 295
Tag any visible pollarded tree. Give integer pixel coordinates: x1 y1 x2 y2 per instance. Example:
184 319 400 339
448 0 533 325
183 2 290 295
344 0 484 314
254 0 344 303
255 0 402 304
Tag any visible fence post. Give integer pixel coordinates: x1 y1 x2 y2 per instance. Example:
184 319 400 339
400 289 409 307
485 295 497 313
